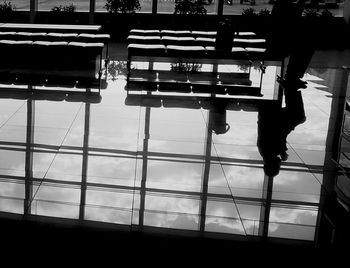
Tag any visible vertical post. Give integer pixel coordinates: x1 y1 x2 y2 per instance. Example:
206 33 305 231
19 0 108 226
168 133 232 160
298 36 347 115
29 0 38 23
344 0 350 24
138 104 151 229
89 0 96 24
217 0 224 16
24 99 35 216
152 0 158 15
258 175 274 238
199 111 212 232
79 103 90 221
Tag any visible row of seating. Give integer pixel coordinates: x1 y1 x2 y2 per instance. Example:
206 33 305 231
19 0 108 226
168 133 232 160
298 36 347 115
0 31 110 43
0 89 102 103
127 32 265 48
0 39 106 93
0 31 110 59
0 72 107 90
0 26 110 94
0 40 104 68
127 29 267 75
124 80 262 97
125 94 262 111
128 70 252 85
129 29 257 38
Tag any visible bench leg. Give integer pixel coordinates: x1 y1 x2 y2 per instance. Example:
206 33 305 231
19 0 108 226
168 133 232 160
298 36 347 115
126 54 132 81
104 43 110 68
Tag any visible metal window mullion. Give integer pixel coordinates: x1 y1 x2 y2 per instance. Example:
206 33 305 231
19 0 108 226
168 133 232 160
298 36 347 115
152 0 158 14
217 0 224 16
30 0 38 23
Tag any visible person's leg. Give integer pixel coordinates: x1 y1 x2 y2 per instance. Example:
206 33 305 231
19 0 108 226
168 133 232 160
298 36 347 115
285 47 314 80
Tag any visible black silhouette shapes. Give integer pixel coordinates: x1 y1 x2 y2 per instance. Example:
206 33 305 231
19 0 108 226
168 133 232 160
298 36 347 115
215 18 234 56
209 105 231 135
268 0 314 88
257 87 306 176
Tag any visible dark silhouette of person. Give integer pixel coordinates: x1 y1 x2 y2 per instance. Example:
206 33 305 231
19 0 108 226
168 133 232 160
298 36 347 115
216 18 234 56
257 86 306 176
268 0 315 88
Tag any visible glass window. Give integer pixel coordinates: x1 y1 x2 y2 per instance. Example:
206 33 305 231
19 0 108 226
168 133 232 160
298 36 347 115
158 0 218 14
0 180 25 214
205 0 219 14
2 0 28 11
96 0 152 13
157 0 177 14
30 183 80 219
223 0 344 17
223 1 273 15
38 0 90 12
268 206 318 241
139 0 153 13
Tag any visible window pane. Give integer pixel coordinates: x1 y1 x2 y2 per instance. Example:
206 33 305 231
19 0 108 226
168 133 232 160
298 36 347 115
4 0 29 11
205 0 218 14
223 1 273 15
158 0 218 14
157 0 176 13
96 0 152 12
139 0 153 12
38 0 90 11
223 0 344 17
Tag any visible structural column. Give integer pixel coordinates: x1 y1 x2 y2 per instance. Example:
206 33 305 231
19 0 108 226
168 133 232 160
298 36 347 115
152 0 158 14
344 0 350 24
24 99 35 216
217 0 224 16
29 0 38 23
89 0 96 24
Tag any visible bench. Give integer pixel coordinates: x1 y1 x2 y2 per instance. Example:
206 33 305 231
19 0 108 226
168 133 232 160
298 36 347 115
0 30 110 93
125 93 267 111
0 23 102 33
126 29 276 95
0 31 110 60
127 29 268 70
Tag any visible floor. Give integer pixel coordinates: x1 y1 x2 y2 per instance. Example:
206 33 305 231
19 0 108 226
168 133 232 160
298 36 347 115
0 43 350 260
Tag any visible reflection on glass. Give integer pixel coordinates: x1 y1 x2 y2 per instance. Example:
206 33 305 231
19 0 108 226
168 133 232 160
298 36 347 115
1 0 29 11
159 0 219 14
0 54 343 247
96 0 152 12
268 207 317 241
0 180 24 214
38 0 90 11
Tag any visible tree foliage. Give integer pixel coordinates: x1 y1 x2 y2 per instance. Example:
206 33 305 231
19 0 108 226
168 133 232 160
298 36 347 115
174 0 207 15
0 1 15 13
50 3 76 13
105 0 141 13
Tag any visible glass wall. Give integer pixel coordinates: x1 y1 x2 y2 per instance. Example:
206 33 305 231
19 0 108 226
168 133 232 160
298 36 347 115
205 0 219 14
3 0 346 16
223 0 273 16
38 0 90 11
223 0 345 17
158 0 219 14
157 0 176 13
95 0 153 13
4 0 29 11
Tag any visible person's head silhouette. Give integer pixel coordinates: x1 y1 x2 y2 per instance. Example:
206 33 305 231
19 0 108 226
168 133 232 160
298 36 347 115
263 156 282 177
